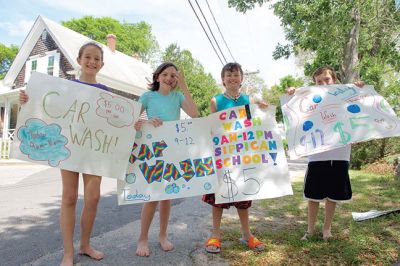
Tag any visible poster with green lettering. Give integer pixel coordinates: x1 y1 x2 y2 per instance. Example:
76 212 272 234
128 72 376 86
208 104 293 204
10 72 140 178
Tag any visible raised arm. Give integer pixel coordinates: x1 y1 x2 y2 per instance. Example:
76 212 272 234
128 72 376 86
177 70 199 118
210 97 217 114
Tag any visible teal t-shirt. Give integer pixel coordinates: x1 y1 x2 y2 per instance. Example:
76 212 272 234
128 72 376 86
215 93 249 111
139 90 185 121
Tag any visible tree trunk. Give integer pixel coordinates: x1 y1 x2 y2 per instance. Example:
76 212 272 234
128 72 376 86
341 6 361 83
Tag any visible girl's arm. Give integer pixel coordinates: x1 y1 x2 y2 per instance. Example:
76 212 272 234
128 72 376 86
210 97 217 114
19 90 29 105
177 71 199 118
250 95 268 109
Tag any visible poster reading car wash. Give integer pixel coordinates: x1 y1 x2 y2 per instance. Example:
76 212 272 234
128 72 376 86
11 72 140 178
208 104 293 204
280 84 400 159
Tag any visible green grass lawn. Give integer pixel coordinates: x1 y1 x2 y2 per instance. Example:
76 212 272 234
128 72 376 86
214 171 400 265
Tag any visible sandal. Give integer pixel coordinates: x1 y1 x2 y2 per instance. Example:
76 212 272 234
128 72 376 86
239 236 265 252
205 237 221 254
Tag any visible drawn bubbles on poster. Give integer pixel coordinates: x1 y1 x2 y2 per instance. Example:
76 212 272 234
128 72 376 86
146 134 152 139
204 182 212 191
18 118 70 167
125 173 136 184
135 131 142 139
96 93 135 127
165 183 180 194
347 104 361 113
182 184 190 190
303 121 314 132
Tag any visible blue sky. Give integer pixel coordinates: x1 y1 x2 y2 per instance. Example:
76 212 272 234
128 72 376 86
0 0 301 86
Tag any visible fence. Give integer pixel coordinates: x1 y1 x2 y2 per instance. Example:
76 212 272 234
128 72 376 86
0 139 12 159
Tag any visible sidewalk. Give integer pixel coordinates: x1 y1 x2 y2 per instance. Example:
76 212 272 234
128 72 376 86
26 196 229 266
1 158 306 265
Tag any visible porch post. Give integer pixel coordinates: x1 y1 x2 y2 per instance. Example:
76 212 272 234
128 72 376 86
2 98 10 140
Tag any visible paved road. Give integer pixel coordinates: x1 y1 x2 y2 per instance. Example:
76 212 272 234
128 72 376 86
0 160 307 266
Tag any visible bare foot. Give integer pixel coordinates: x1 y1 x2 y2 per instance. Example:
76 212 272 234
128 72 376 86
322 231 333 241
136 239 150 257
60 254 73 266
79 246 104 260
159 236 174 252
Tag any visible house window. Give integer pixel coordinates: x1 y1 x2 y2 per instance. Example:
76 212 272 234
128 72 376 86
31 60 37 72
47 56 54 75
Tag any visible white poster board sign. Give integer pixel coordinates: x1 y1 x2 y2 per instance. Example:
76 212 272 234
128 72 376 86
117 118 218 204
281 85 400 159
208 104 292 204
11 72 140 178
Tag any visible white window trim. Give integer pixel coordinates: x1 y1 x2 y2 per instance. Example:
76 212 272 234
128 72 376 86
24 50 60 82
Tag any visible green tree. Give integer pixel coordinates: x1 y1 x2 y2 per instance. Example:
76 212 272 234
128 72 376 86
242 73 267 96
62 16 159 62
229 0 400 85
263 75 304 122
229 0 400 168
0 43 18 79
162 44 220 117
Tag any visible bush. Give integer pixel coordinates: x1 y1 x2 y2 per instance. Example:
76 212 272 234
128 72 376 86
361 160 393 176
351 137 400 169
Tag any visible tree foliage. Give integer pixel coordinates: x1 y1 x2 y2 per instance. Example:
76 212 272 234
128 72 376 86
263 75 304 122
228 0 269 13
229 0 400 87
0 43 18 79
62 16 159 62
162 44 220 117
229 0 400 168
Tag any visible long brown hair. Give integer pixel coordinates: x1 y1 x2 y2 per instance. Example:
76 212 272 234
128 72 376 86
148 62 178 91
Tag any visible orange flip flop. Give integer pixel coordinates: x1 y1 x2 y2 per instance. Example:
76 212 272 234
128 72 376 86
205 237 221 253
239 236 265 252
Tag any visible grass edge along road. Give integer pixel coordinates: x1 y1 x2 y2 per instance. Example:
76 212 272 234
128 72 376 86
212 170 400 265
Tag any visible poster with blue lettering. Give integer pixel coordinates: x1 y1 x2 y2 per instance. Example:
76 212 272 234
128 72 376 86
208 104 292 204
117 118 217 204
10 72 140 178
280 84 400 159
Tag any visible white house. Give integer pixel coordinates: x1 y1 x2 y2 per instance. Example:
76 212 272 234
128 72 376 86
0 16 154 144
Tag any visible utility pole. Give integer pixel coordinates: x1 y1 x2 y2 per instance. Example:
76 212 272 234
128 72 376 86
242 70 261 95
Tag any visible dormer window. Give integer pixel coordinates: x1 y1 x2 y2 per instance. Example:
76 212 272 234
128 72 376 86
25 50 60 82
47 56 54 75
31 60 37 72
41 30 47 41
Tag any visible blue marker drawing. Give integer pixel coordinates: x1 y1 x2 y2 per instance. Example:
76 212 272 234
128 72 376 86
146 133 152 139
313 95 322 103
135 131 142 139
303 121 314 132
18 118 70 166
204 182 212 191
165 183 180 194
347 104 361 113
125 173 136 184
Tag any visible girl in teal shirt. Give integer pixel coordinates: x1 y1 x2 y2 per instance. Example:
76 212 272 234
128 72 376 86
134 62 199 257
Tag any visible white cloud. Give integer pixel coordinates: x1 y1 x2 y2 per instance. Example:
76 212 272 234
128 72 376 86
0 19 34 37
